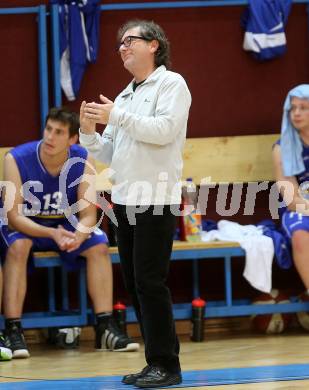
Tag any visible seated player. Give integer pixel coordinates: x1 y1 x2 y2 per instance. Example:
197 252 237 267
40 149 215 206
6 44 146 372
0 107 139 358
273 84 309 301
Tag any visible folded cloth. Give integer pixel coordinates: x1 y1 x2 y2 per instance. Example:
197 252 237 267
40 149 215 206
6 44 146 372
202 219 218 232
281 84 309 176
201 220 274 293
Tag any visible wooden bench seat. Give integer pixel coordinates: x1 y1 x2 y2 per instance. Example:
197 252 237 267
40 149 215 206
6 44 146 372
32 236 309 323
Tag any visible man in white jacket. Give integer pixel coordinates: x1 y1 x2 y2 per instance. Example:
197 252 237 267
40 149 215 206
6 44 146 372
79 19 191 388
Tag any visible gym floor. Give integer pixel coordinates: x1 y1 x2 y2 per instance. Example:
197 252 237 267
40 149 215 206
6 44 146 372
1 331 309 389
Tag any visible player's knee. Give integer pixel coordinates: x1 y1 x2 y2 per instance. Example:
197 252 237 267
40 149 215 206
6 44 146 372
291 230 309 252
7 239 32 262
98 243 110 257
85 243 109 259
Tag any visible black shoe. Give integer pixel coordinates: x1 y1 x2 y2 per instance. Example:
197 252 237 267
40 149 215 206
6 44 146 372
95 318 140 352
49 327 81 349
134 365 182 388
122 366 151 385
6 323 30 359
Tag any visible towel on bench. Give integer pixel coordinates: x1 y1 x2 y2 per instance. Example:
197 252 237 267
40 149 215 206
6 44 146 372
201 220 274 293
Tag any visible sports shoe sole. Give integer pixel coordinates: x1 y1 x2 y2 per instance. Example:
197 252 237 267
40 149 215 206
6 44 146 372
122 373 140 385
122 367 151 385
12 349 30 359
135 374 182 388
96 342 140 352
0 347 13 361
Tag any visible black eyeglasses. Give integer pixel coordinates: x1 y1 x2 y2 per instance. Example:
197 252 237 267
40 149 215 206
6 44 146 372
116 35 150 51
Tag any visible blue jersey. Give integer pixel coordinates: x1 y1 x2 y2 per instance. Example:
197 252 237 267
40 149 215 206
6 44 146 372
295 144 309 186
242 0 292 61
10 141 88 226
276 138 309 243
50 0 100 100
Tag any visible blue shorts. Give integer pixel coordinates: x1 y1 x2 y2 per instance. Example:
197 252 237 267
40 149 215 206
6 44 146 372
0 219 108 268
281 210 309 239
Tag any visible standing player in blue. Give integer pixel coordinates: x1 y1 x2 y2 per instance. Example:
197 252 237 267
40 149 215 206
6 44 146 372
273 84 309 308
0 107 139 358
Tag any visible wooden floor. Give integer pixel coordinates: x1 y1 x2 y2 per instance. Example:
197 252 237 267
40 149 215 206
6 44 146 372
1 330 309 389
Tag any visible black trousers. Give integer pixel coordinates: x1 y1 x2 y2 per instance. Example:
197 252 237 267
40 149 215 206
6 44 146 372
113 204 180 374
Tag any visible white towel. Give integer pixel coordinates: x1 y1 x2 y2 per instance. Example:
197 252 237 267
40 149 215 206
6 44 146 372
201 220 274 293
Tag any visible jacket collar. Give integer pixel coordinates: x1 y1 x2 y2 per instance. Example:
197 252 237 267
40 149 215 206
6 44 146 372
120 65 166 98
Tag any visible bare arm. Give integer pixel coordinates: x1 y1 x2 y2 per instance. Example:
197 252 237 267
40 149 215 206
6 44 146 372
3 153 75 248
64 156 98 252
272 144 309 215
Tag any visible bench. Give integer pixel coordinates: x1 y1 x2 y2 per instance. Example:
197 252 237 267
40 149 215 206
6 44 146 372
102 134 309 320
26 252 88 328
1 134 309 329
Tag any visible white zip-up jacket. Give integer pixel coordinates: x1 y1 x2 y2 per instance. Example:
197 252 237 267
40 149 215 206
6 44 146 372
79 65 192 205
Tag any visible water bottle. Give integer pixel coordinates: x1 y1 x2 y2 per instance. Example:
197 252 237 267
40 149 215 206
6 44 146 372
182 178 202 242
113 302 127 334
191 297 206 342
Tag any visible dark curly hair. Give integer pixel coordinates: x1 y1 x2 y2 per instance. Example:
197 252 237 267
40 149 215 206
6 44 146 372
118 19 171 69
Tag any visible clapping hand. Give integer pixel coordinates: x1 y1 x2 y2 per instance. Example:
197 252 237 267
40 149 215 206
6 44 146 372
80 101 96 134
83 94 114 125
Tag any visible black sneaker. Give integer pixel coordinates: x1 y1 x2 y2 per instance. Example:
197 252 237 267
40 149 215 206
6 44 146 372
0 333 12 361
48 327 81 349
122 365 150 385
95 318 140 352
6 324 30 358
135 365 182 388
